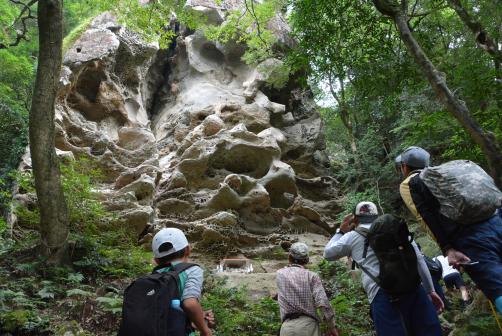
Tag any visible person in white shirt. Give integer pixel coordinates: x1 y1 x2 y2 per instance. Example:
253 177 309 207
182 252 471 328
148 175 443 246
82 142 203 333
324 202 444 336
435 255 470 305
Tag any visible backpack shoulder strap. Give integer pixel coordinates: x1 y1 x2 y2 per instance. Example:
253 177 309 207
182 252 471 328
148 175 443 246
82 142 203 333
152 262 199 274
171 262 199 274
355 227 370 258
353 260 380 286
354 227 369 237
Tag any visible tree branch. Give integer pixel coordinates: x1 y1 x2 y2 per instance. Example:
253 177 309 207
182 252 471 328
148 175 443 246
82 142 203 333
327 73 341 106
446 0 502 64
0 0 38 49
245 0 268 47
446 0 502 110
391 9 502 188
409 5 448 18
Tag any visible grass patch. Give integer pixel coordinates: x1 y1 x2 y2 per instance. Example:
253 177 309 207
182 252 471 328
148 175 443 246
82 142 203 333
317 260 374 336
202 277 281 336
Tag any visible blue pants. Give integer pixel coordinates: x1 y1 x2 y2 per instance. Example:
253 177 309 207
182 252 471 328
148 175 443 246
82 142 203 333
453 209 502 309
371 286 442 336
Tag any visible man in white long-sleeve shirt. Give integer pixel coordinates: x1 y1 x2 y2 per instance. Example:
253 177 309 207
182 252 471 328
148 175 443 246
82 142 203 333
324 201 444 336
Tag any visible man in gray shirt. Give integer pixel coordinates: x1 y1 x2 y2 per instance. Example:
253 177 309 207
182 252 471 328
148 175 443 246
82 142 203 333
324 202 444 336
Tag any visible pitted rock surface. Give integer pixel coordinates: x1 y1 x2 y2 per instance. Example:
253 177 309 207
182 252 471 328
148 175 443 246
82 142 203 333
16 5 341 255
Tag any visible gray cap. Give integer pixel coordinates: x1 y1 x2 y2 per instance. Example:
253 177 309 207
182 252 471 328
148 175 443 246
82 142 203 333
152 228 189 258
396 146 430 168
289 242 309 260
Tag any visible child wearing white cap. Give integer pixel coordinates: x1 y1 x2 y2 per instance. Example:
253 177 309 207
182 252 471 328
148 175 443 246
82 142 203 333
152 228 213 336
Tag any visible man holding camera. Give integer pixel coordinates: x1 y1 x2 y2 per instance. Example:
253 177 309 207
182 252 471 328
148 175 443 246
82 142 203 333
324 202 443 336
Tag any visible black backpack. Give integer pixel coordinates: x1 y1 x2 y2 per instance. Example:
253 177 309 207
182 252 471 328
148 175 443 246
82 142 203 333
424 256 443 279
355 214 420 297
118 262 197 336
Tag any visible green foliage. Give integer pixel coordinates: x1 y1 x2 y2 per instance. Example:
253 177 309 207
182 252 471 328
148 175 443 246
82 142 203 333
0 0 37 49
257 60 290 90
0 4 36 204
14 158 113 231
112 0 205 49
0 268 52 333
317 260 373 336
0 54 31 216
60 158 112 230
0 309 49 334
114 0 287 68
0 218 7 235
66 288 94 298
53 321 95 336
204 0 281 65
449 309 502 336
290 0 502 217
95 242 152 277
63 0 109 34
0 229 133 334
202 277 281 336
0 50 33 114
96 296 123 314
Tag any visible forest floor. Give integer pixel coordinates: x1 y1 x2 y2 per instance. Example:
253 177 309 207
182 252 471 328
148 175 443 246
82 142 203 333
1 229 501 336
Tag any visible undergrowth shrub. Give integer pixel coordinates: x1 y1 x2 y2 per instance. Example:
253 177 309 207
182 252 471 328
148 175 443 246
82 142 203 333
14 157 112 232
202 277 281 336
1 157 151 333
317 260 374 336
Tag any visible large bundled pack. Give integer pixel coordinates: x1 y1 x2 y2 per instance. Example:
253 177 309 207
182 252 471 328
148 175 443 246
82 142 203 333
420 160 502 225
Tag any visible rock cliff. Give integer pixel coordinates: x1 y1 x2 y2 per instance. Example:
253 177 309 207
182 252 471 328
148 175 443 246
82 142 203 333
18 3 340 255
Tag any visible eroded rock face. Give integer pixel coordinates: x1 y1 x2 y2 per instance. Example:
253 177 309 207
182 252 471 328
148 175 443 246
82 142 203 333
17 6 340 255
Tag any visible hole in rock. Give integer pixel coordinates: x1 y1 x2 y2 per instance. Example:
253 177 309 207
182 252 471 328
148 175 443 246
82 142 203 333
200 42 224 65
264 177 297 209
72 64 107 103
210 144 273 179
285 148 302 160
76 47 82 53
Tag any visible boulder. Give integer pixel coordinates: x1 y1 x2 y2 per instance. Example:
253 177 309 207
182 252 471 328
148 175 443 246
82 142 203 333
119 174 155 203
120 206 154 234
243 58 284 99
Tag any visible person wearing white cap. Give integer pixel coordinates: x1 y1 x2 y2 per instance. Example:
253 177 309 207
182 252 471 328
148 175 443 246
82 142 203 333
324 202 443 336
151 228 213 336
276 242 339 336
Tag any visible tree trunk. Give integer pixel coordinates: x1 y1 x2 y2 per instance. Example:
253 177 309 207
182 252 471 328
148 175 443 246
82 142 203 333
327 75 358 154
29 0 69 263
389 11 502 189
